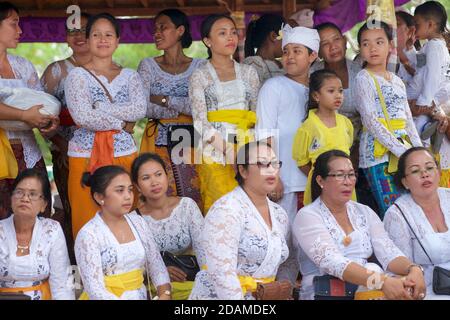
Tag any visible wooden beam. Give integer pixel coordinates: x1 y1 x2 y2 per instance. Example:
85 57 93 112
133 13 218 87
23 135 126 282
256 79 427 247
36 0 44 10
283 0 296 19
105 0 115 8
20 4 282 18
139 0 149 7
176 0 185 7
231 0 244 11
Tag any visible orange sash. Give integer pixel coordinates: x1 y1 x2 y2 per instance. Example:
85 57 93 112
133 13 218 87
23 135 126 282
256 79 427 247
0 280 52 300
0 128 18 179
88 130 120 173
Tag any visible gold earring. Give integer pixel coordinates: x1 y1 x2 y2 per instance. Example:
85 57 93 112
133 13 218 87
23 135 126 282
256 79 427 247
100 200 105 205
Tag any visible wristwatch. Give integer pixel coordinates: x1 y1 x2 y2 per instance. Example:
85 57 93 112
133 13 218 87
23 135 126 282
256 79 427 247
407 263 425 275
152 290 171 300
161 96 168 107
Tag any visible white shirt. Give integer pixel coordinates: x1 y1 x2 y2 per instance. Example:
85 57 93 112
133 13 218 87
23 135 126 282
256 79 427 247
293 198 405 300
189 187 290 300
407 39 450 106
384 188 450 300
256 75 308 193
0 215 74 300
74 213 170 300
397 47 417 86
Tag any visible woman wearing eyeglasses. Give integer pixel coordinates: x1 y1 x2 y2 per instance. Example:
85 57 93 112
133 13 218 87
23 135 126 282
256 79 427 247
0 168 74 300
292 149 426 300
190 141 293 299
384 147 450 300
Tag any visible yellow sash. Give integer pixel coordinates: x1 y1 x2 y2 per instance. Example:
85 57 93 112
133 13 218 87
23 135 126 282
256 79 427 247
0 128 18 179
363 118 408 158
0 280 51 300
79 269 144 300
201 265 274 295
206 109 257 146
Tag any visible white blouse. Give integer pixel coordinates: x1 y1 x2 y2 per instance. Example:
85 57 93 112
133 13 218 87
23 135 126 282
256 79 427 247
74 213 170 300
407 39 450 106
64 67 147 158
355 69 422 168
384 188 450 299
0 54 44 169
0 215 74 300
242 56 285 84
130 197 204 265
293 198 404 300
189 187 290 300
189 61 260 164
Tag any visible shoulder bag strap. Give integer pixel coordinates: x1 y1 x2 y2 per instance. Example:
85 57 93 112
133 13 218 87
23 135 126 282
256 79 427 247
367 70 394 134
394 203 434 265
80 65 114 103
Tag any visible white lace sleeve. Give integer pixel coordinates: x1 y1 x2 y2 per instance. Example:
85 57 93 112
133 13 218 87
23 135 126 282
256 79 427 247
138 218 171 287
355 73 409 158
189 69 220 144
202 203 244 299
293 209 352 280
94 72 147 122
137 60 179 119
187 199 205 266
275 207 298 284
383 205 414 261
24 59 43 91
416 41 445 106
48 224 75 300
242 65 260 112
243 56 266 84
403 93 422 147
366 207 405 270
65 69 123 131
74 230 119 300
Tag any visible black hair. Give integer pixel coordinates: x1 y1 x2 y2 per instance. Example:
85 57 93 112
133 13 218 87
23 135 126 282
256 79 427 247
201 14 236 59
394 146 439 192
244 14 285 58
86 12 120 38
131 152 168 184
315 22 343 35
0 1 18 23
311 149 352 202
81 165 129 206
235 140 273 186
415 1 449 50
305 69 340 120
155 8 193 49
11 168 52 215
357 20 393 46
396 11 415 28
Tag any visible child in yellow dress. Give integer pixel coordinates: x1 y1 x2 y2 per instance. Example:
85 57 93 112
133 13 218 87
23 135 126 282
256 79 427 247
293 69 354 205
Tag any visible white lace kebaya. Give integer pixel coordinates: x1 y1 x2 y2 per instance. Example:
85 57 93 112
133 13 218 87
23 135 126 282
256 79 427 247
64 67 147 158
131 197 205 265
0 54 44 168
384 188 450 300
293 198 405 300
0 215 74 300
74 213 170 300
189 187 290 300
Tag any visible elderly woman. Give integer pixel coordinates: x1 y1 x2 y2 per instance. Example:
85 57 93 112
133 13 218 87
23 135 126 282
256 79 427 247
189 141 292 300
0 169 74 300
384 147 450 300
292 149 426 300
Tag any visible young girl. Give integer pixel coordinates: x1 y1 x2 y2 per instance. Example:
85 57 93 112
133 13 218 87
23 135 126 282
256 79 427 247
355 21 422 218
75 165 171 300
292 69 354 205
407 1 450 142
256 24 319 220
243 14 285 84
190 14 260 213
395 11 417 85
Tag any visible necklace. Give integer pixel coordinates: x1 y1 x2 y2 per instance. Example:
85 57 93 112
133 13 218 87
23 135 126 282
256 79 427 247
17 245 29 254
342 235 352 247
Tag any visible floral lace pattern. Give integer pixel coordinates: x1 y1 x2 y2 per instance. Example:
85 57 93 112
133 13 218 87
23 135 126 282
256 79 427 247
74 213 170 300
293 198 404 300
189 187 290 300
0 215 74 300
1 54 43 168
131 197 204 265
384 188 450 291
242 56 285 84
355 69 422 168
64 67 147 158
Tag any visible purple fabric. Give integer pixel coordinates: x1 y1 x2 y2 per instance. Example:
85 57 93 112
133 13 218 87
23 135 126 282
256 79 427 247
313 0 410 33
18 13 264 43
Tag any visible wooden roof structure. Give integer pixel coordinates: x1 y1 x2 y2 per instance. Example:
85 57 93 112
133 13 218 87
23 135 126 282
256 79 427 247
14 0 326 19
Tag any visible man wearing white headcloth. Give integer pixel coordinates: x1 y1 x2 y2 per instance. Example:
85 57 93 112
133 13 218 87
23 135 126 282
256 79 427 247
256 25 319 286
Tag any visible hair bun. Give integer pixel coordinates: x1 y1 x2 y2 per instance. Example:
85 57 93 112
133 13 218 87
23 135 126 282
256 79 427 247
81 172 92 187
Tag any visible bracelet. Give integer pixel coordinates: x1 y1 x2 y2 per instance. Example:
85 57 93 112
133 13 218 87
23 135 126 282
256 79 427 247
367 272 388 290
407 263 424 275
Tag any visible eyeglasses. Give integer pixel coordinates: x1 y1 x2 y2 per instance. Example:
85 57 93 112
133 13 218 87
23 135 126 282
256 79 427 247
405 165 438 177
255 160 283 169
12 189 43 202
326 171 358 181
67 27 86 36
